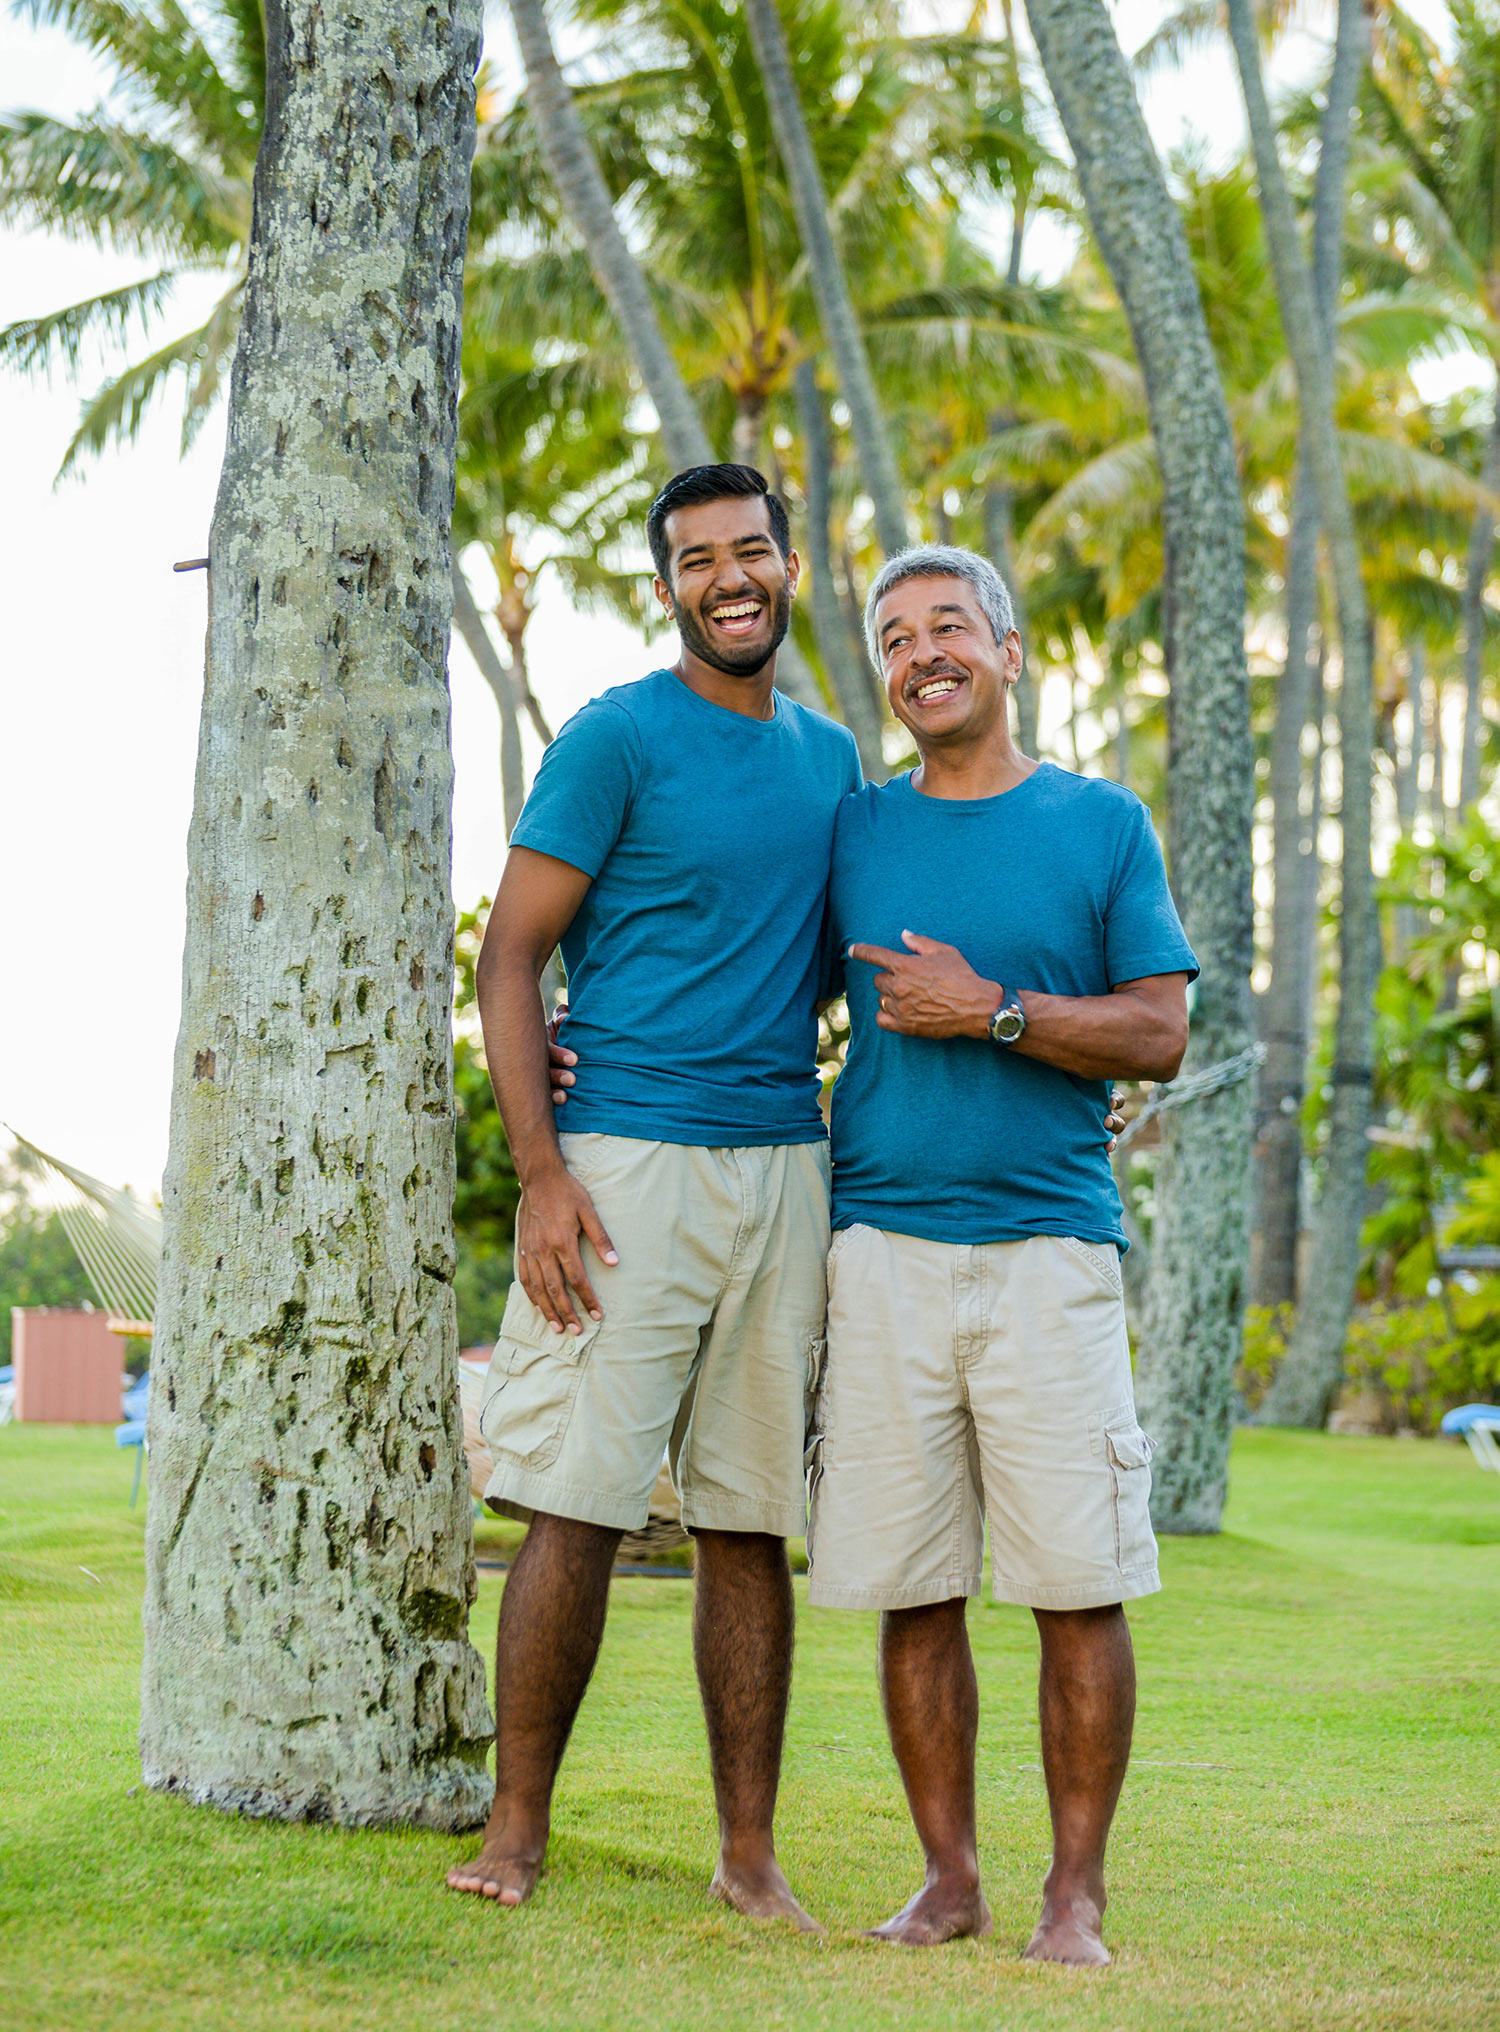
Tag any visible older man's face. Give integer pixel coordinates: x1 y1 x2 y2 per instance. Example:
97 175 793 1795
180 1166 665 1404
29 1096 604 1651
874 574 1020 745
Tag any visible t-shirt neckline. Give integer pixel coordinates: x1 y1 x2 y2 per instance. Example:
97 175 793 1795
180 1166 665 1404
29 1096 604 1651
659 666 782 729
894 758 1055 813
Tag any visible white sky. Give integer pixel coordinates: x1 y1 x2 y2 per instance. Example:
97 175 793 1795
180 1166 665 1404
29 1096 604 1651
0 0 1479 1195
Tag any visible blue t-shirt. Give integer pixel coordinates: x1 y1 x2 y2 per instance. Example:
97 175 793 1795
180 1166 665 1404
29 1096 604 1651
511 668 862 1146
827 763 1198 1247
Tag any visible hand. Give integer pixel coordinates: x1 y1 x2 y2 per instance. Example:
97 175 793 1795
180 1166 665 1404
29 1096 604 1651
515 1160 618 1335
1105 1086 1126 1155
846 931 1001 1039
547 999 576 1106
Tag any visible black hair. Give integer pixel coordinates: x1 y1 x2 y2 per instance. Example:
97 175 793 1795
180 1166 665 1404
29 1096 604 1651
646 463 791 582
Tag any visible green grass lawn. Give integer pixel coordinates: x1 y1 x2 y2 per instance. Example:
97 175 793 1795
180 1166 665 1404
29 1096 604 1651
1 1425 1496 2031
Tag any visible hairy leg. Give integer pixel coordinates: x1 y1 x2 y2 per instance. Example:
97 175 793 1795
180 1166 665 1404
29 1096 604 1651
1025 1603 1135 1966
693 1529 821 1932
867 1597 991 1945
447 1512 621 1905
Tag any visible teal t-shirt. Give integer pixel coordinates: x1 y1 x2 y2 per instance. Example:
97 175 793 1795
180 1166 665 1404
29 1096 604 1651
827 763 1198 1247
512 668 862 1146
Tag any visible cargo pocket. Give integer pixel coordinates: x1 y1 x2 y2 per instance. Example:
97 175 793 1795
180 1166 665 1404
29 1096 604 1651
480 1281 602 1474
1103 1414 1157 1572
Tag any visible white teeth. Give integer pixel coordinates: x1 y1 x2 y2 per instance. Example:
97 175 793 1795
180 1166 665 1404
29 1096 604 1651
713 601 760 621
913 678 959 701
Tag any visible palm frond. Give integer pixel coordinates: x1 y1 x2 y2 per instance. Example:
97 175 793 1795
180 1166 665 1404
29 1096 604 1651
17 0 260 168
180 276 243 450
0 269 177 373
56 312 219 475
1339 428 1500 518
1130 0 1223 80
0 111 245 260
1021 437 1161 557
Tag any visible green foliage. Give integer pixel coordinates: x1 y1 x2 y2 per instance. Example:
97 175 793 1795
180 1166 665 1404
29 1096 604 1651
1241 1290 1500 1431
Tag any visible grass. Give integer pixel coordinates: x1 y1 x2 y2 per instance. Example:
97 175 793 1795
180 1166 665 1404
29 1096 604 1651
1 1425 1496 2031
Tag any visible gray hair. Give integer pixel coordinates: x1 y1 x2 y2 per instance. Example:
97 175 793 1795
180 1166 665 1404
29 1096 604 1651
863 544 1017 666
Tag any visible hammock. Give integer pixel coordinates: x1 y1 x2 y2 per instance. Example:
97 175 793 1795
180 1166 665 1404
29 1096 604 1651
7 1130 159 1333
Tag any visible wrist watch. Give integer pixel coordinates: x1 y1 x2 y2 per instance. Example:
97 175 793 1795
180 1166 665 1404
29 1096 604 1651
987 998 1026 1047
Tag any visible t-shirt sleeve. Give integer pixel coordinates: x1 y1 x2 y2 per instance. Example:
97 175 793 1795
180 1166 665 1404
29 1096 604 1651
1103 801 1200 986
509 699 640 879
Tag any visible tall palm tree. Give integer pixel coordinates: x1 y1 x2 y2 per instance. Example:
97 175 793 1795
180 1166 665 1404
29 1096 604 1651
1226 0 1380 1430
1025 0 1256 1533
140 0 492 1822
1366 1 1500 812
504 0 711 470
1256 0 1368 1310
741 0 909 554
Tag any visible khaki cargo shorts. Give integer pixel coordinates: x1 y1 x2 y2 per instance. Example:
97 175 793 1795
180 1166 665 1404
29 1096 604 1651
807 1225 1160 1611
480 1133 830 1537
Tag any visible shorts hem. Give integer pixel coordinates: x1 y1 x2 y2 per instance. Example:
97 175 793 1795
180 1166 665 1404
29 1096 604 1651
989 1567 1162 1609
806 1574 982 1611
482 1463 650 1532
679 1494 806 1538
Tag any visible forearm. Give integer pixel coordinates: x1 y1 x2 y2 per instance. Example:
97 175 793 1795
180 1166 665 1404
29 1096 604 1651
1008 987 1185 1082
477 948 568 1187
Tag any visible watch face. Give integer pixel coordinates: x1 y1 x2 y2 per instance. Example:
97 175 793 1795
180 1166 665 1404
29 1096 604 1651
992 1006 1025 1043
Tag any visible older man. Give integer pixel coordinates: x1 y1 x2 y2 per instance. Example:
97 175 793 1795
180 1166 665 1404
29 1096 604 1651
811 545 1197 1963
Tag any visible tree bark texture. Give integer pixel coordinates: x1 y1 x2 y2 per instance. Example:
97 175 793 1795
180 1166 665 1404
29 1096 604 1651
794 363 885 777
1229 0 1377 1429
451 560 525 838
741 0 911 558
142 0 493 1828
1027 0 1255 1532
1253 0 1363 1307
1459 389 1500 811
506 0 711 472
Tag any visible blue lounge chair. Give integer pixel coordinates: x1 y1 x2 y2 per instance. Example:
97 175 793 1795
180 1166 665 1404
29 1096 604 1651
1440 1403 1500 1476
116 1377 149 1506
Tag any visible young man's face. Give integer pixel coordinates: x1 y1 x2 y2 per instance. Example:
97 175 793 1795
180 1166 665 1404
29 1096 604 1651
874 575 1020 745
655 495 800 676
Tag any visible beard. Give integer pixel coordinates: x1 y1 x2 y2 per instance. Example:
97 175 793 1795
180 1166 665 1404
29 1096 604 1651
672 576 793 676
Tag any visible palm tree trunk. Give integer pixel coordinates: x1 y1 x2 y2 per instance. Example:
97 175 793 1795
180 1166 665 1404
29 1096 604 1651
1253 0 1363 1307
983 473 1037 753
1393 644 1423 958
505 0 823 714
1228 0 1377 1429
741 0 910 556
452 560 526 838
142 0 492 1826
506 0 711 471
794 363 885 777
1027 0 1256 1533
1459 388 1500 811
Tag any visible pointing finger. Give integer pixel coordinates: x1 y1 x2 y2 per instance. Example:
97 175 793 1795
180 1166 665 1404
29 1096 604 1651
847 943 905 970
900 930 943 954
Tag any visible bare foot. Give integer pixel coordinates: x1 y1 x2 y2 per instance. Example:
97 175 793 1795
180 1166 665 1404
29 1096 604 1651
867 1873 992 1946
710 1851 825 1934
1024 1888 1110 1966
446 1806 547 1907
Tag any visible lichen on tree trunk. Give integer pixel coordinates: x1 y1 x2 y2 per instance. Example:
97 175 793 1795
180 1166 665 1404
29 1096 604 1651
1027 0 1255 1533
141 0 493 1828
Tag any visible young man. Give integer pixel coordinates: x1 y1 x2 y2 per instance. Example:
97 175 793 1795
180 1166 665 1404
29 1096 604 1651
809 544 1197 1963
446 465 860 1925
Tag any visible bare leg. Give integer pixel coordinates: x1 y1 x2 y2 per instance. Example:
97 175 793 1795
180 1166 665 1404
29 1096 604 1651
1024 1603 1135 1967
867 1597 992 1945
447 1512 621 1905
693 1529 822 1932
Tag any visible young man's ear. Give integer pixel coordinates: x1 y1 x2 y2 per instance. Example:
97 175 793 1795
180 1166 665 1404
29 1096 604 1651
653 574 674 619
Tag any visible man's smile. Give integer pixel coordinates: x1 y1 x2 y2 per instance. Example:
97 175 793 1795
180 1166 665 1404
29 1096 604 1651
709 597 766 636
906 669 968 705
